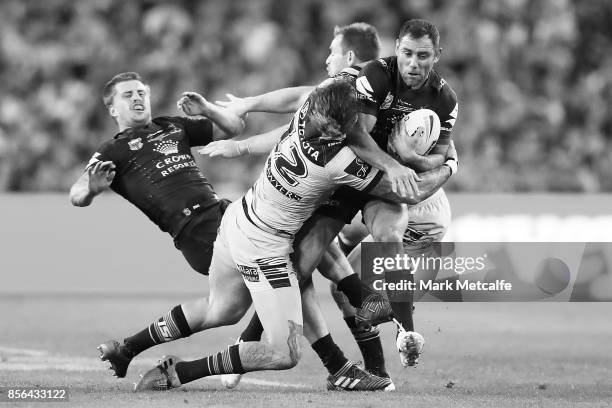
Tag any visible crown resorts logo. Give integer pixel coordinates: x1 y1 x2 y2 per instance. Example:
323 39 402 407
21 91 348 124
154 140 179 155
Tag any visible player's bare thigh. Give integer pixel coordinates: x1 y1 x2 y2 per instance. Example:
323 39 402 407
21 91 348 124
362 199 409 242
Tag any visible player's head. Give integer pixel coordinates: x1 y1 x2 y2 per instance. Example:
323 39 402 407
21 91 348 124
326 23 381 77
395 19 441 89
102 72 152 130
308 78 359 142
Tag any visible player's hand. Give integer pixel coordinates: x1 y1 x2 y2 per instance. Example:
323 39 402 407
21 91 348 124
198 140 247 158
390 120 420 160
215 94 249 118
177 92 210 116
88 161 115 194
384 159 421 199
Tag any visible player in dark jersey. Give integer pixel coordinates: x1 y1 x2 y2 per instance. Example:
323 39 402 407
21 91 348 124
69 72 244 376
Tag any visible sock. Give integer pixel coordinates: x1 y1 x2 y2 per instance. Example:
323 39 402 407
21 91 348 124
385 270 414 331
311 334 349 375
344 317 388 377
240 313 264 342
175 344 245 384
336 273 363 309
124 305 192 355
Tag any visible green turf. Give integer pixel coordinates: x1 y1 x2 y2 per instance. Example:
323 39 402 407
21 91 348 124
1 295 611 407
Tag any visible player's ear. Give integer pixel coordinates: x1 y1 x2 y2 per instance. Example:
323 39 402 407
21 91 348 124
108 105 118 117
434 47 442 64
395 39 400 56
346 50 355 66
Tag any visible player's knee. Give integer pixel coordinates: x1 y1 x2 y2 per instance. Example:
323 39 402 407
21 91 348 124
371 226 404 243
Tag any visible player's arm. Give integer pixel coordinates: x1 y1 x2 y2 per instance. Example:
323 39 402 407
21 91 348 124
198 124 288 158
347 112 421 199
69 161 115 207
177 92 244 140
369 164 452 205
216 87 315 116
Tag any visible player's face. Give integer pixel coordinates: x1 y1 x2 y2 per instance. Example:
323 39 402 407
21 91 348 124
395 34 440 89
325 35 350 77
110 80 152 128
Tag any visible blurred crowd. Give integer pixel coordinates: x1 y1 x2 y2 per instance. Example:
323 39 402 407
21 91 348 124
0 0 611 192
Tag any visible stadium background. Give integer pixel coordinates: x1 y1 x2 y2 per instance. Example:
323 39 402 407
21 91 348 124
1 1 611 406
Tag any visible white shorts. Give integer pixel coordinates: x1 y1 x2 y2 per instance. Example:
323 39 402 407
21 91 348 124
215 200 303 342
403 188 451 248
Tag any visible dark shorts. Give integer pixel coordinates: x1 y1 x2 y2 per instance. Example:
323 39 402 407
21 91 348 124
314 186 373 224
173 198 231 276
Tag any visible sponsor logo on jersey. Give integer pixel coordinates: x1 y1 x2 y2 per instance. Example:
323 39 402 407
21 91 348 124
344 157 372 180
237 264 260 282
128 138 143 151
377 58 388 68
380 92 394 110
265 161 303 201
154 139 179 155
356 77 375 102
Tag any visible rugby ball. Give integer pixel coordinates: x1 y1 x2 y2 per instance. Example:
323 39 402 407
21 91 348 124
389 109 440 158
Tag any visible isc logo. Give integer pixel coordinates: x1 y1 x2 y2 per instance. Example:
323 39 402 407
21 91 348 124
157 321 173 341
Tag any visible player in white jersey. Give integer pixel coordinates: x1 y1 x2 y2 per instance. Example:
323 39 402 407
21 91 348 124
135 78 451 392
208 21 456 379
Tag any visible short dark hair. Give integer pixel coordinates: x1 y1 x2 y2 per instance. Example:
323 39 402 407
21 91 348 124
334 22 380 63
102 72 145 108
308 78 358 141
398 19 440 49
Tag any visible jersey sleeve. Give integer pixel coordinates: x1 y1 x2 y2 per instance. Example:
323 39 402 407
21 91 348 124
178 116 214 147
355 60 391 116
85 140 118 171
434 84 459 150
326 146 383 193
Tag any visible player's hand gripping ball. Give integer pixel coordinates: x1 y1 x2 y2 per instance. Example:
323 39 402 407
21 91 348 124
389 109 440 160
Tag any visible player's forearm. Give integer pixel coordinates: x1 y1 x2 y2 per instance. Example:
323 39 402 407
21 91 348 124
347 126 399 173
245 86 314 113
238 125 287 155
370 165 451 205
202 102 244 137
69 180 96 207
400 153 445 172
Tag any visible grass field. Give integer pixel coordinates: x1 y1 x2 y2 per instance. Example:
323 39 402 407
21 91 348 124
1 293 611 408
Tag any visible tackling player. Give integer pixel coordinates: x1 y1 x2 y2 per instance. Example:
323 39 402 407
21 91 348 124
135 78 451 392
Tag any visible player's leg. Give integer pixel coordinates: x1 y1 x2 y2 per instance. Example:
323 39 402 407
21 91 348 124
336 212 369 256
100 206 251 378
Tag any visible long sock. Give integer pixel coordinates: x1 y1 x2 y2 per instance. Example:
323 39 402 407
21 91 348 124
336 273 363 309
239 313 264 342
385 269 414 331
344 317 388 377
175 344 245 384
124 305 192 355
311 334 349 375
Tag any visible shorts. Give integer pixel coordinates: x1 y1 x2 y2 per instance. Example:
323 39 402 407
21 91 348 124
403 188 451 248
173 198 231 275
314 186 373 224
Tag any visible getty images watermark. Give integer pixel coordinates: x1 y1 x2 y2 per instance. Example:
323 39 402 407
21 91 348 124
360 242 612 302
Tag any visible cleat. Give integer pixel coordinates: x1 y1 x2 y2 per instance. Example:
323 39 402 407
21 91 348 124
326 362 394 391
134 355 183 392
395 324 425 367
220 338 243 389
98 340 134 378
355 286 394 327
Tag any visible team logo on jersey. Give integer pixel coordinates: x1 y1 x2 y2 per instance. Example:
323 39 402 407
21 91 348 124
237 264 259 282
154 139 179 155
128 138 143 151
380 92 394 110
344 158 371 180
356 77 375 102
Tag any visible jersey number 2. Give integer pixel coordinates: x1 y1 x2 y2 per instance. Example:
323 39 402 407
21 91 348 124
273 144 307 186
